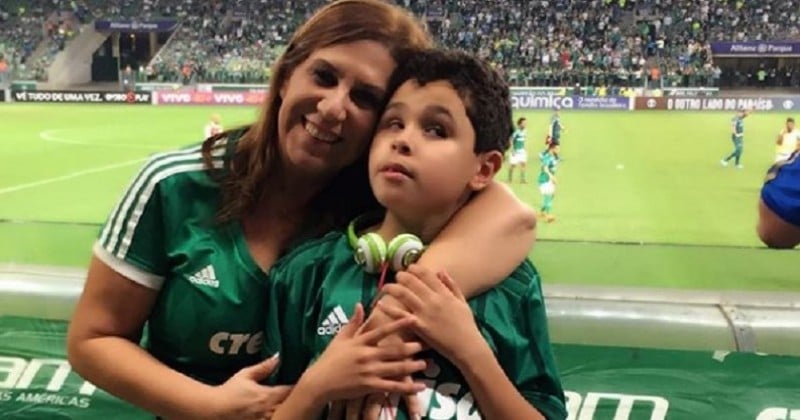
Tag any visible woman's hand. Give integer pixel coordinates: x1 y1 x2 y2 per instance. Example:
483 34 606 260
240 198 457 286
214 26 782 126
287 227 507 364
206 354 292 420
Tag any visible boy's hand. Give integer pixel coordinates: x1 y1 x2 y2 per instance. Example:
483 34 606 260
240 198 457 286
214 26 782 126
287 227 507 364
301 303 426 402
377 265 485 366
344 297 424 420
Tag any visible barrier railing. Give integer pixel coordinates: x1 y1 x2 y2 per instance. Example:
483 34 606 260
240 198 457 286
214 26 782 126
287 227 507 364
2 265 799 420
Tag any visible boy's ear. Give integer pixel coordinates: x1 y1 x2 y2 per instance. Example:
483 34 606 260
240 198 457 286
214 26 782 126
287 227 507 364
469 151 503 191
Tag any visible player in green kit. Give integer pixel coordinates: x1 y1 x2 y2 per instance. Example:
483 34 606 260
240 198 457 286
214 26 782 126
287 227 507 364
507 117 528 183
538 143 559 223
721 108 750 169
267 50 566 420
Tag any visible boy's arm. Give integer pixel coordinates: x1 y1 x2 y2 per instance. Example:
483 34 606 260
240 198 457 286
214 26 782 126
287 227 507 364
455 344 546 420
377 265 567 420
416 180 536 297
457 264 566 420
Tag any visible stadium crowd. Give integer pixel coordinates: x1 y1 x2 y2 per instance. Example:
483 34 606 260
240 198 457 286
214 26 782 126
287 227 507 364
0 0 798 88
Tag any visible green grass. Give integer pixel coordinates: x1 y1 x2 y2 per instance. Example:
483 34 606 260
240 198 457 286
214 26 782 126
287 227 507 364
1 104 797 290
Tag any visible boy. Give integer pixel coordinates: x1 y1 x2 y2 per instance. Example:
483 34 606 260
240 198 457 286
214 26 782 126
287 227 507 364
265 49 566 420
507 117 528 183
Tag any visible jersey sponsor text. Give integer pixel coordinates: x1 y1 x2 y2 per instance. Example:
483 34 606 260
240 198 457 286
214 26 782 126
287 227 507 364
208 331 264 355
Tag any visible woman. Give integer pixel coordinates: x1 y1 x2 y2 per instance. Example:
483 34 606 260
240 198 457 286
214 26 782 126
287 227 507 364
67 1 536 419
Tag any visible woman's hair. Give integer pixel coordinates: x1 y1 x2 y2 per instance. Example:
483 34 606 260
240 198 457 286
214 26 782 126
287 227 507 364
202 0 432 230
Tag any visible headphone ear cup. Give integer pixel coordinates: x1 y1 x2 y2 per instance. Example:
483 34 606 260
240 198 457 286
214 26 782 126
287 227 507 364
356 232 387 274
387 233 424 272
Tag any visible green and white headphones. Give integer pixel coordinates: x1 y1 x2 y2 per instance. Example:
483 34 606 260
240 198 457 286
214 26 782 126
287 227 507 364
347 215 425 274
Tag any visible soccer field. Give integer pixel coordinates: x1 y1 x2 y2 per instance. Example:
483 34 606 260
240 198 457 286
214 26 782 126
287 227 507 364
1 104 797 291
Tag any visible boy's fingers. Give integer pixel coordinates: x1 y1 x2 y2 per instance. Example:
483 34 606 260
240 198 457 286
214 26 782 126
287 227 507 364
376 299 413 320
396 271 434 300
376 341 424 360
437 271 466 300
381 283 424 312
408 264 446 293
360 317 414 345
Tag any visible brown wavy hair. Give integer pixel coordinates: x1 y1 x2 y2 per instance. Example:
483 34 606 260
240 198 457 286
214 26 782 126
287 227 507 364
201 0 432 231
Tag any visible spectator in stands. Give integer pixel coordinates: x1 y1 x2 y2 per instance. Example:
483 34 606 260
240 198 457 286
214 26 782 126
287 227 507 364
66 1 536 420
121 64 134 92
758 153 800 249
3 0 797 87
0 54 8 84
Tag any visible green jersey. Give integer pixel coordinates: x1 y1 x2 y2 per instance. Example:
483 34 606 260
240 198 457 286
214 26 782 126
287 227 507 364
731 115 744 141
538 151 558 184
95 137 270 385
511 128 527 151
265 231 567 420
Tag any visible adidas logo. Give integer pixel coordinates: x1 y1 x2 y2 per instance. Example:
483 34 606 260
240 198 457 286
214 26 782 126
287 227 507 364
187 265 219 288
317 305 349 336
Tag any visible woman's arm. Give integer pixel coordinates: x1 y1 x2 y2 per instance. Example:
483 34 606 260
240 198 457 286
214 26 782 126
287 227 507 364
68 257 286 420
67 257 219 419
418 180 536 297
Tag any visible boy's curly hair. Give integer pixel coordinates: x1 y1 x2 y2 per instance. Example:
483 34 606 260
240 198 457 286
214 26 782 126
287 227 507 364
386 49 513 154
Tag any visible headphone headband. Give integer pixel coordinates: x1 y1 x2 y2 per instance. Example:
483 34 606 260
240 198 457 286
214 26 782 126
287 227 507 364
347 214 426 273
347 213 384 250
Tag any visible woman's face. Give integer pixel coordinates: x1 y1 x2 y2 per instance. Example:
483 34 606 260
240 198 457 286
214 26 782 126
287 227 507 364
277 40 396 180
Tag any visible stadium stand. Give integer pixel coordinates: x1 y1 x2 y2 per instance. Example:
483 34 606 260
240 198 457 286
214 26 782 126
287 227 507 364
0 0 798 87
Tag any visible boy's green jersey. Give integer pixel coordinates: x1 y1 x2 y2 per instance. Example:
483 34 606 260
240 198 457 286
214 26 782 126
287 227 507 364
265 230 567 419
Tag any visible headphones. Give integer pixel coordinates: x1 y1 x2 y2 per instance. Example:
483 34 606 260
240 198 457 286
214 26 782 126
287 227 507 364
347 215 425 274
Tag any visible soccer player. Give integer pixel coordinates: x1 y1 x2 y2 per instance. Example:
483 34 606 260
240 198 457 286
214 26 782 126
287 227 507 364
267 50 567 420
775 117 800 163
721 109 749 169
507 117 528 183
546 106 564 160
203 113 223 139
538 142 559 223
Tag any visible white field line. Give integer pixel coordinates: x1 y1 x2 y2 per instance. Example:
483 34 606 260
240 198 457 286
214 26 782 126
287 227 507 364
40 129 161 150
0 158 146 195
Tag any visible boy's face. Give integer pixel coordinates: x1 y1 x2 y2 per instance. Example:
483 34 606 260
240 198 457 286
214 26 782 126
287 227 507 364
369 79 499 217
